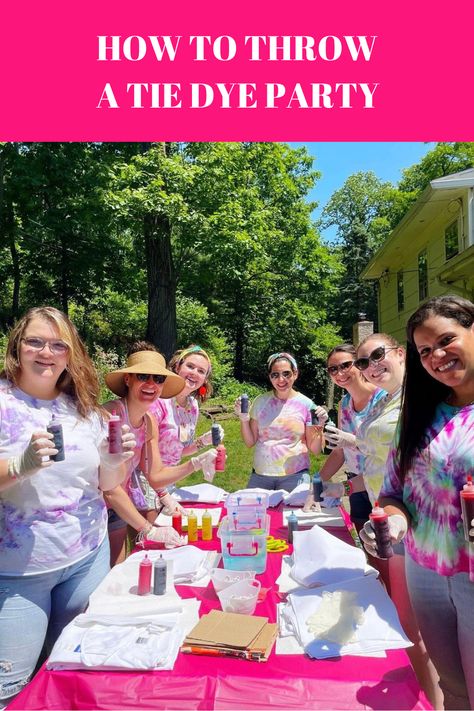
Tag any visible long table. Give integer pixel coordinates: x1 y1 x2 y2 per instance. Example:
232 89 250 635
10 506 431 710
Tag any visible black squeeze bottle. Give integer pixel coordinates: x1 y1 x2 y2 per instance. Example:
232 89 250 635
47 414 65 462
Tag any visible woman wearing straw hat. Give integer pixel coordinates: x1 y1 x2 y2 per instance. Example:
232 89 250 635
103 342 218 565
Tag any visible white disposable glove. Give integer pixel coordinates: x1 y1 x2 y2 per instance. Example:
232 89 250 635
99 424 136 469
234 396 250 422
158 492 187 516
200 424 225 446
7 431 57 479
312 406 328 427
360 514 408 558
191 448 218 482
321 482 344 500
470 518 474 538
324 425 357 450
144 525 186 547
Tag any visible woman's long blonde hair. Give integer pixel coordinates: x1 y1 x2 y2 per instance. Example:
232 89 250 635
2 306 101 418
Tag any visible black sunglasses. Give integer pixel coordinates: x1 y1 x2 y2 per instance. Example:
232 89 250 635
327 360 354 376
354 346 398 371
135 373 167 384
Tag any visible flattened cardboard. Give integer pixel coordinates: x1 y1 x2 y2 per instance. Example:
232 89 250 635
185 610 268 649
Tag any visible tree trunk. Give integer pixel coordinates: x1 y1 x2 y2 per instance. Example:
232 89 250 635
144 212 177 359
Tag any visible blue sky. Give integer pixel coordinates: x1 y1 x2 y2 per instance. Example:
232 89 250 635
290 142 435 241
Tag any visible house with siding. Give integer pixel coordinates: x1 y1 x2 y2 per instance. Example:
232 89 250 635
361 168 474 342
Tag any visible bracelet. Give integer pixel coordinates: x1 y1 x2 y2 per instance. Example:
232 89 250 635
342 480 353 496
195 436 205 450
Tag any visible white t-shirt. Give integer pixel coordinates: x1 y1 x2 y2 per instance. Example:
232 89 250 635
0 379 108 575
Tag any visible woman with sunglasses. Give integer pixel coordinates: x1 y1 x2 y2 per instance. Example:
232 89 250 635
316 343 385 532
103 343 218 565
0 307 134 705
322 333 441 707
235 352 327 492
149 344 224 471
362 296 474 709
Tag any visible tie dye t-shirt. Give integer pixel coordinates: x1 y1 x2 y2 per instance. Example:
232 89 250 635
380 402 474 576
355 389 401 505
0 379 108 576
150 396 199 466
250 391 315 476
339 388 385 476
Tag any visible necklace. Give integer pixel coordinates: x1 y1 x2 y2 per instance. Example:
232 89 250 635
174 397 195 444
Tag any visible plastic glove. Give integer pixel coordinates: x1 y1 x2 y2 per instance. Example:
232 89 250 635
302 492 322 513
158 492 187 517
99 424 136 469
360 514 408 558
145 525 186 547
191 448 218 482
321 482 344 500
313 406 329 427
234 396 250 422
324 425 357 450
200 424 225 446
8 431 56 479
470 518 474 538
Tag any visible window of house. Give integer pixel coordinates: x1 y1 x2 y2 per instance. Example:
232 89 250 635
445 220 459 261
418 250 428 301
397 270 404 312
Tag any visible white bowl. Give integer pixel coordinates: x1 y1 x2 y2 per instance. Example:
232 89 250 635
217 579 261 615
210 568 256 593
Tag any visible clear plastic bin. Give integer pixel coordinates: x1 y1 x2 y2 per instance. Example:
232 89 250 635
218 514 270 573
225 491 268 531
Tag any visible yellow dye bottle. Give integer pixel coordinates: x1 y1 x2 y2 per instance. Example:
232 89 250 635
187 509 198 542
201 509 212 541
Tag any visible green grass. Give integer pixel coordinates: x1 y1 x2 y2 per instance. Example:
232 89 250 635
174 411 329 492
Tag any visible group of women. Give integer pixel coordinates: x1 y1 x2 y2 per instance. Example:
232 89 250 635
0 307 218 705
1 294 473 710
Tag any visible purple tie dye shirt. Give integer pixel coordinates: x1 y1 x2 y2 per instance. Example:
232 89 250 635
380 401 474 576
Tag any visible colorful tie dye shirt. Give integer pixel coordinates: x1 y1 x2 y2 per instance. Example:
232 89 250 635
355 388 401 505
380 402 474 576
339 388 385 475
149 396 199 466
0 379 107 575
250 391 315 476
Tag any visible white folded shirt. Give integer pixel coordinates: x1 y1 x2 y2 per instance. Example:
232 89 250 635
172 483 228 503
290 525 369 588
281 575 411 659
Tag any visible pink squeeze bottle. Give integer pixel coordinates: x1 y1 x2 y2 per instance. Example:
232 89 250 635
460 475 474 582
108 410 123 454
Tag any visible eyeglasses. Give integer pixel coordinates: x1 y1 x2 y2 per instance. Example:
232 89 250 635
269 370 293 380
327 360 354 376
22 337 69 355
135 373 167 384
354 346 398 371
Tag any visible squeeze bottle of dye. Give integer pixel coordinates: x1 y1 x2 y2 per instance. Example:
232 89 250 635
201 509 212 540
47 414 65 462
172 510 182 535
153 555 167 595
287 511 298 544
460 475 474 582
187 509 198 542
369 502 393 559
137 554 152 595
108 410 123 454
323 418 336 455
240 394 249 414
310 409 319 426
312 471 324 503
212 424 226 472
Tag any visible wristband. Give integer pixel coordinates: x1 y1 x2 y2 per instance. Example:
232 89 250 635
195 436 205 449
342 480 353 496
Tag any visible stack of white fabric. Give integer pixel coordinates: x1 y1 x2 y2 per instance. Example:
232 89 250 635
279 575 411 659
275 524 410 658
47 548 205 671
172 483 228 503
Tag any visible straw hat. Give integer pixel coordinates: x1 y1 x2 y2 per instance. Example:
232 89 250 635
105 351 185 399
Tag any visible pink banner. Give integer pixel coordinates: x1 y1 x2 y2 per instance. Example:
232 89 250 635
1 0 473 141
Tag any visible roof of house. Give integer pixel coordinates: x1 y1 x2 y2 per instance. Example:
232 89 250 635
362 168 474 279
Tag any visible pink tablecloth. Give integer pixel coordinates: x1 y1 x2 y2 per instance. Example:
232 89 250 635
9 506 431 710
